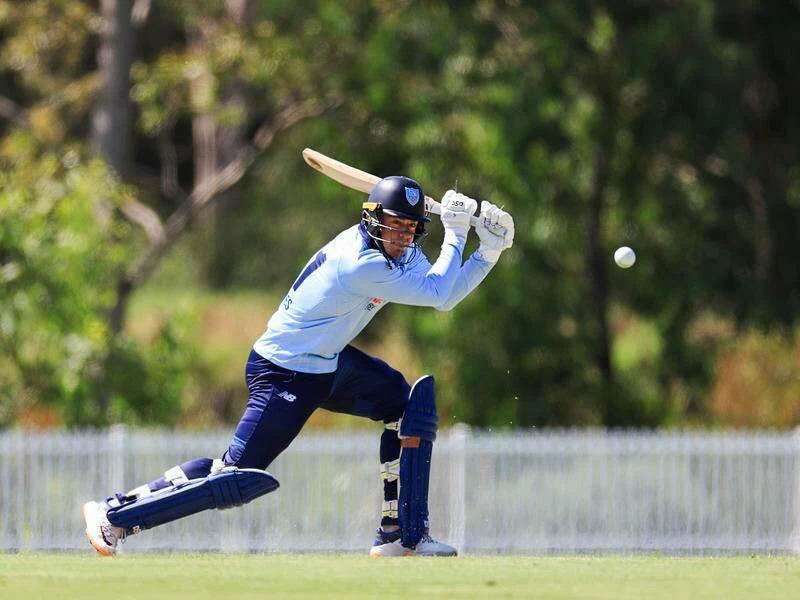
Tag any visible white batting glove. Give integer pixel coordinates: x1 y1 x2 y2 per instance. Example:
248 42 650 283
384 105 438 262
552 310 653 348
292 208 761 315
475 201 515 263
439 190 478 244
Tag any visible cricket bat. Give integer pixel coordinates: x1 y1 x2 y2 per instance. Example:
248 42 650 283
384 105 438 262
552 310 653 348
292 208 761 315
302 148 479 227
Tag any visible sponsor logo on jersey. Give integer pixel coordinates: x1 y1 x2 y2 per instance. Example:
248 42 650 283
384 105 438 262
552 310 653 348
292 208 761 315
277 390 297 402
366 297 384 312
405 187 420 206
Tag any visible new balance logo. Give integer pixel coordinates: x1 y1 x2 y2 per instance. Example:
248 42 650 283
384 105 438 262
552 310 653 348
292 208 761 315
277 391 297 402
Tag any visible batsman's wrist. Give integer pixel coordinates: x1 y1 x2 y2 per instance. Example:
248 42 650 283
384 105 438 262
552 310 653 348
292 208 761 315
475 245 501 263
443 228 467 247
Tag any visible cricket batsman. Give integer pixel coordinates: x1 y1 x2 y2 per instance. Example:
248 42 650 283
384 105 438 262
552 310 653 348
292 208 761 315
83 175 514 557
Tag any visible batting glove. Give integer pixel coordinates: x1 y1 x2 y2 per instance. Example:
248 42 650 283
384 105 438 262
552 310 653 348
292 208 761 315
475 201 515 263
440 190 478 244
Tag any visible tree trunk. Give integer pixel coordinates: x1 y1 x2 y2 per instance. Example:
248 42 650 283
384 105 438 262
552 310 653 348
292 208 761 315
586 76 617 425
91 0 138 419
586 147 614 416
91 0 136 178
191 0 254 288
82 0 324 421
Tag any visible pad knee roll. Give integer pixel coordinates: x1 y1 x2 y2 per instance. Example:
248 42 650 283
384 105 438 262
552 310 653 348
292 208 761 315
398 375 437 548
399 375 438 441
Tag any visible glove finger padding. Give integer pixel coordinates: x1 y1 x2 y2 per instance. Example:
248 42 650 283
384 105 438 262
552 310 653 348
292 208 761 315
480 204 504 233
475 202 505 263
475 201 515 261
499 212 514 249
479 202 496 227
480 201 514 250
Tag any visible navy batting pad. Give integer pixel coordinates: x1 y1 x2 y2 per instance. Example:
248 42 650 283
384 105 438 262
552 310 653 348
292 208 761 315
399 375 438 547
106 468 279 533
400 375 437 441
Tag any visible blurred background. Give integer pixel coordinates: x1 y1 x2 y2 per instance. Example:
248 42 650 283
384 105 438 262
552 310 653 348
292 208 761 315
2 0 800 432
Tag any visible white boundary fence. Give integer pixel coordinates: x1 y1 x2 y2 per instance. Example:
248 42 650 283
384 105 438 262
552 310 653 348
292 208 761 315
1 427 799 554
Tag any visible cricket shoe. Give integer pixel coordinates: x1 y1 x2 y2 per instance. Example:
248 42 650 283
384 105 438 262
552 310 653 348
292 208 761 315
83 500 125 556
369 528 457 557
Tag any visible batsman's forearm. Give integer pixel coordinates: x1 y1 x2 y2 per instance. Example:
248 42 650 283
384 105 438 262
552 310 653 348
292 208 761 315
428 236 464 280
344 238 466 307
435 253 495 311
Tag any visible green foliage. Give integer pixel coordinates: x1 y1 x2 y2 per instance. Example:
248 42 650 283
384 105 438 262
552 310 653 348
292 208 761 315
0 146 130 425
0 140 197 426
3 0 800 428
94 323 195 426
124 287 277 426
0 1 97 144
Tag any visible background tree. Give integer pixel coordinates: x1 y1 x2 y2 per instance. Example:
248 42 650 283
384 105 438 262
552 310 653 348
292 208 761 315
2 0 800 428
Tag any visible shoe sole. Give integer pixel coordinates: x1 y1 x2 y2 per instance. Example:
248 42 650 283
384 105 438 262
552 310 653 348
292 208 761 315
369 549 456 557
82 501 115 557
369 541 457 557
369 543 414 557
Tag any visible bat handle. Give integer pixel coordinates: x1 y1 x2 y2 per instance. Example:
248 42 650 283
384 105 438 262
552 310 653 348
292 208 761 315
425 197 480 228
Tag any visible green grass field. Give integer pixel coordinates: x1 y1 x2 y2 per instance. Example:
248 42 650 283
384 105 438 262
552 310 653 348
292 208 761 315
1 554 799 599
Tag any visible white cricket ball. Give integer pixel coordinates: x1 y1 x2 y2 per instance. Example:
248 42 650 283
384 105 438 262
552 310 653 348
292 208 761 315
614 246 636 268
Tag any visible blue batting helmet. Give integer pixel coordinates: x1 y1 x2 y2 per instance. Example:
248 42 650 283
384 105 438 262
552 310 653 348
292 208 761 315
361 176 430 264
363 176 431 224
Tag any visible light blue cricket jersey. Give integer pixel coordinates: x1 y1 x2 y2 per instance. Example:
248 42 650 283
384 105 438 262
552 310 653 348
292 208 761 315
253 224 495 373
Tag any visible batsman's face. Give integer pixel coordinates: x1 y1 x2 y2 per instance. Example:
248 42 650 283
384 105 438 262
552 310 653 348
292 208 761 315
381 215 418 260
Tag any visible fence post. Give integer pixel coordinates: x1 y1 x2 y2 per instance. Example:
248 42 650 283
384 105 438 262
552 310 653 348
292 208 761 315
108 425 128 554
447 424 469 555
793 427 800 555
108 424 127 497
0 431 6 550
16 429 25 550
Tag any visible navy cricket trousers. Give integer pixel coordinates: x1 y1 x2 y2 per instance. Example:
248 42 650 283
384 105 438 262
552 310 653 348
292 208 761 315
140 346 411 527
222 346 411 470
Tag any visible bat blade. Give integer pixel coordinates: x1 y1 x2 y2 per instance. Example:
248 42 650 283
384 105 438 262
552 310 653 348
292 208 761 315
302 148 481 224
302 148 380 195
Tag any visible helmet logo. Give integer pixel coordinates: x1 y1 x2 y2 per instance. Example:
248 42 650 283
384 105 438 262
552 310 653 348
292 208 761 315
405 187 420 206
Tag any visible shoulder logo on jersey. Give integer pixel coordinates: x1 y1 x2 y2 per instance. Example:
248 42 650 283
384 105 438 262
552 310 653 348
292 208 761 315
277 390 297 402
405 187 420 206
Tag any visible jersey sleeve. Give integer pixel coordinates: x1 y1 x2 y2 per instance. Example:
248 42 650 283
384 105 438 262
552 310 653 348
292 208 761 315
338 239 465 306
407 248 497 311
433 251 496 311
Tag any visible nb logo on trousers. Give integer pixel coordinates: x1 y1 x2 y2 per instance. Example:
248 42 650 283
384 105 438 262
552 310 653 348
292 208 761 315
277 391 297 402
